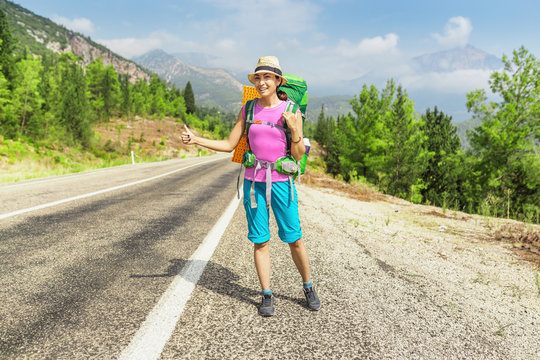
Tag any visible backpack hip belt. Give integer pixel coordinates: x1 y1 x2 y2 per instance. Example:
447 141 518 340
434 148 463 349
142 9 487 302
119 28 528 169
244 156 298 209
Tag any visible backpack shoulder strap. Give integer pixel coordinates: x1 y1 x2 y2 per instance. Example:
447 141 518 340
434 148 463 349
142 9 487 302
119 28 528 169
244 99 257 147
282 100 301 156
245 99 256 124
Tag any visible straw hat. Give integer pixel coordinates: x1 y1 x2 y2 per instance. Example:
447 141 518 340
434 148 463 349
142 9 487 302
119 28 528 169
248 56 288 86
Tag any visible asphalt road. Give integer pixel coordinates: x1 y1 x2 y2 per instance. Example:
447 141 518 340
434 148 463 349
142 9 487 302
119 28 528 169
1 154 538 360
0 155 240 359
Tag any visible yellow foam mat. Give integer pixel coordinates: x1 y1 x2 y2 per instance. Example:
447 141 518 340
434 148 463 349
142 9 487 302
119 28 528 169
232 86 261 163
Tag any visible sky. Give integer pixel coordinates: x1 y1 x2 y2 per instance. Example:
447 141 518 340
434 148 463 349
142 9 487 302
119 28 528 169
11 0 540 100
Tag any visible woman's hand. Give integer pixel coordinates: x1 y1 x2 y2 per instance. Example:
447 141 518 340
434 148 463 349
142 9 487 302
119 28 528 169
282 111 299 132
181 124 196 145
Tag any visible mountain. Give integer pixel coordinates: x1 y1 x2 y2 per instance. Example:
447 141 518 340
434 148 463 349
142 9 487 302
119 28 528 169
413 44 503 72
0 0 150 83
170 52 219 68
455 116 482 150
133 50 244 112
308 95 352 120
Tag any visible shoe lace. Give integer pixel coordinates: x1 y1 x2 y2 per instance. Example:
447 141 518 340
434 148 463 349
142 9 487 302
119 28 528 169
305 288 316 302
262 295 273 307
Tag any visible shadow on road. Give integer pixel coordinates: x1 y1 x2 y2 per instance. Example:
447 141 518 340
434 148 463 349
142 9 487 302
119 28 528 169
131 258 305 309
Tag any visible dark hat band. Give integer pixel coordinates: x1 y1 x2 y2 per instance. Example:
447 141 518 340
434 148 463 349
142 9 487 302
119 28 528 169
254 66 282 76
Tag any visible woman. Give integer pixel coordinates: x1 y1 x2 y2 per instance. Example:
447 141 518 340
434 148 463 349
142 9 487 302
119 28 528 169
181 56 320 317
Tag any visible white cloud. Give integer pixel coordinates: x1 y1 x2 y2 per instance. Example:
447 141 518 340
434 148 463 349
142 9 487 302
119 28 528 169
52 15 95 34
203 0 321 35
298 33 401 86
433 16 472 48
336 33 399 57
97 31 198 59
215 38 237 51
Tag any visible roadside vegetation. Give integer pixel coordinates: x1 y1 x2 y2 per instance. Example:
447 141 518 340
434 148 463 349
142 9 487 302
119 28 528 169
313 46 539 224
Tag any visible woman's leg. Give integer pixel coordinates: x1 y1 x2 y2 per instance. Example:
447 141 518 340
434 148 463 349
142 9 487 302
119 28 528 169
288 238 311 283
254 241 271 290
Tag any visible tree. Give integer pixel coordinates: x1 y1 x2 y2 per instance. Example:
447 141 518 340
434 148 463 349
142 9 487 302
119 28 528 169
0 61 15 137
382 85 427 201
420 107 461 207
86 58 119 121
13 54 43 135
347 81 394 181
58 53 91 146
101 64 119 120
183 81 196 114
0 9 16 84
466 46 539 220
131 78 150 116
149 74 166 117
119 74 131 119
314 104 329 147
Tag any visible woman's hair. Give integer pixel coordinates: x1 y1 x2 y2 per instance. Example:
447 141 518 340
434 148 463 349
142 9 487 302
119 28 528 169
276 76 288 101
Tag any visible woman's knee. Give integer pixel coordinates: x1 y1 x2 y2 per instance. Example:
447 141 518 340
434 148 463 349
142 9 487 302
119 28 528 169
288 238 303 248
254 240 269 251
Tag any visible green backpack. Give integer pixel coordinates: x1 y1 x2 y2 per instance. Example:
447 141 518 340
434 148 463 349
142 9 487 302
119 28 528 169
281 74 308 120
281 74 309 173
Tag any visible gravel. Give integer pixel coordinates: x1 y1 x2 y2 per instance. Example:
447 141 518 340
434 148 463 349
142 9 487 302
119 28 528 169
161 182 540 360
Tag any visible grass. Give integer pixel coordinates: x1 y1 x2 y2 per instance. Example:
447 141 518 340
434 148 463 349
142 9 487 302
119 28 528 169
0 137 202 184
493 321 514 337
535 272 540 297
0 115 218 184
1 151 132 183
472 271 491 285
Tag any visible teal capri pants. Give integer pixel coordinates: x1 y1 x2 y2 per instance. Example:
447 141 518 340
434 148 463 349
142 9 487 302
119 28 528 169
243 179 302 244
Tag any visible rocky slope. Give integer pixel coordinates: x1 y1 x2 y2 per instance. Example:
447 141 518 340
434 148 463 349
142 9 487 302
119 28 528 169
0 0 150 83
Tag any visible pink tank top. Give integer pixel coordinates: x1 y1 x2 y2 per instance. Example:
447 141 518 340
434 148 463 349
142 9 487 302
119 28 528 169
243 100 290 183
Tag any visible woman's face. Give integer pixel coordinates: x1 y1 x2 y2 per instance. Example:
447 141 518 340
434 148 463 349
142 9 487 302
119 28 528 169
253 72 281 96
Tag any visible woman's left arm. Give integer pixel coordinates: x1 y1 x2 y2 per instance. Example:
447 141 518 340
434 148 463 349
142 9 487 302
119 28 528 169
283 110 305 161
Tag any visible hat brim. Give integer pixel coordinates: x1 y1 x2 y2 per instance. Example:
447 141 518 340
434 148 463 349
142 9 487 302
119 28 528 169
248 70 288 86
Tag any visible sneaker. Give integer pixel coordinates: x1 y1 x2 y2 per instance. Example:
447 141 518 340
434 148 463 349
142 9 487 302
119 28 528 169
258 294 275 317
303 286 321 311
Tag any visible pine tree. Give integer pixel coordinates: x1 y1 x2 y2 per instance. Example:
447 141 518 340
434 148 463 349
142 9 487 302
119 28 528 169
420 107 461 206
58 53 91 146
131 78 149 116
86 59 119 121
119 73 131 119
382 85 427 201
183 81 196 114
348 81 394 180
314 104 328 146
0 60 14 137
101 64 119 120
0 9 15 84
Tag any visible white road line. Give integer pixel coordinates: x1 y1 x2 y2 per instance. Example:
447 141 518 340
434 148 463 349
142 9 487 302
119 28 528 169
0 163 139 189
0 156 226 220
117 189 242 360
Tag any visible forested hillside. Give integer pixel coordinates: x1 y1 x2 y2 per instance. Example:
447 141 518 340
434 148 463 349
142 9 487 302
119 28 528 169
0 3 235 182
0 0 149 82
313 47 539 224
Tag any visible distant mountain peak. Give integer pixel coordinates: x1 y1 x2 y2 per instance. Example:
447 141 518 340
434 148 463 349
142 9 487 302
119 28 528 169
414 44 503 72
133 49 244 110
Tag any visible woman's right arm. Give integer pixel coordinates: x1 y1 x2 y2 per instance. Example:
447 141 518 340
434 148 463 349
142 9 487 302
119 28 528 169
181 109 245 152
